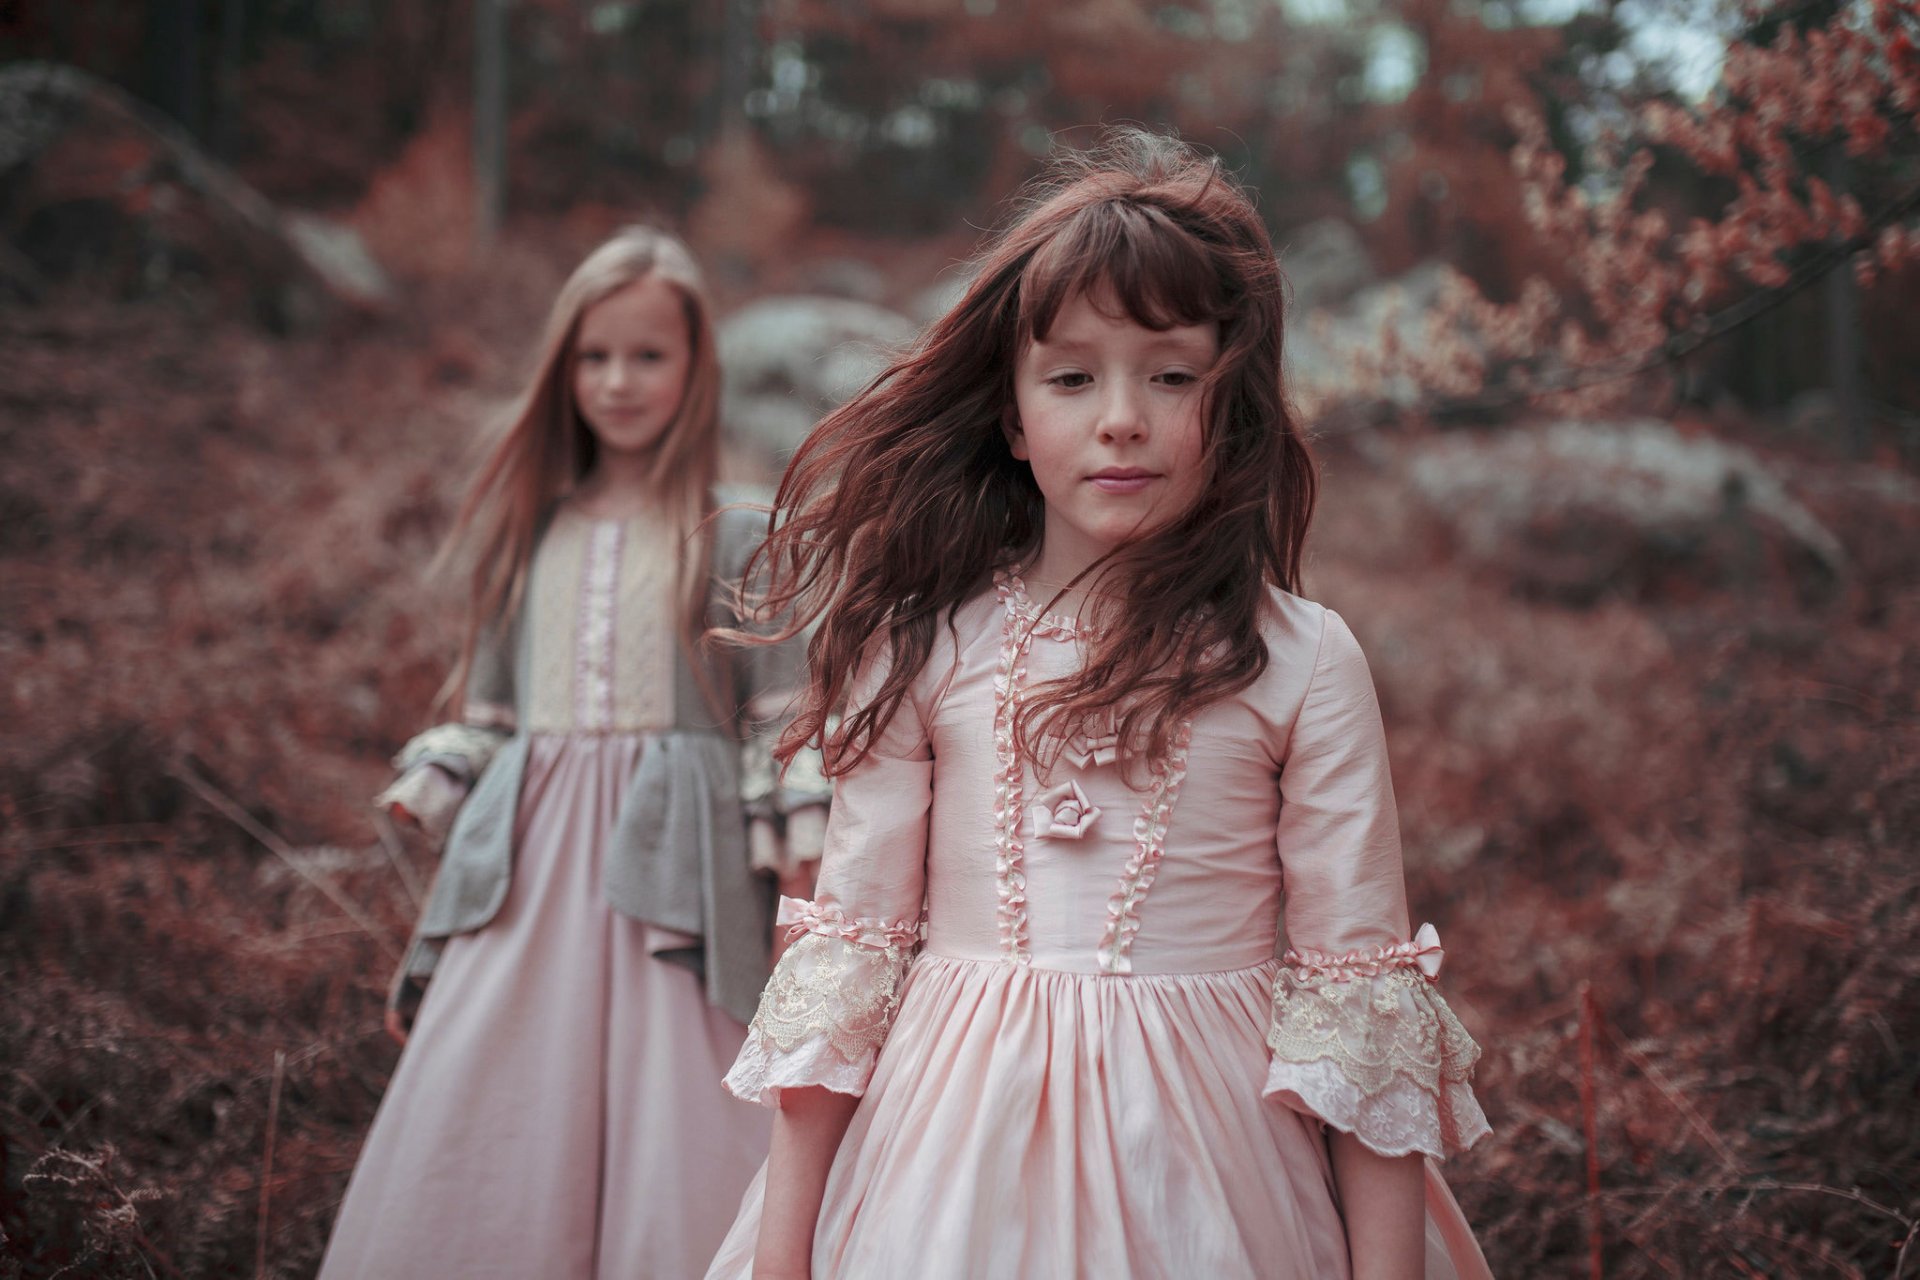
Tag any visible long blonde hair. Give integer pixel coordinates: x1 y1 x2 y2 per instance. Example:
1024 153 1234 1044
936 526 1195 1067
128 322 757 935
438 226 722 714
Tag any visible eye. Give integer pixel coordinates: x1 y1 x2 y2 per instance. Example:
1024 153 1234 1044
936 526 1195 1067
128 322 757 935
1154 370 1199 387
637 348 666 362
1047 372 1092 389
577 348 609 364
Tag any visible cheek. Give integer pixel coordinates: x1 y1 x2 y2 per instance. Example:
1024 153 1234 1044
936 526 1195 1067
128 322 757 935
1167 404 1208 486
1023 425 1079 494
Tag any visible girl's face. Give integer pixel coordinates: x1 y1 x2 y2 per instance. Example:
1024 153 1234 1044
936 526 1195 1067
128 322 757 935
572 274 692 458
1008 288 1219 571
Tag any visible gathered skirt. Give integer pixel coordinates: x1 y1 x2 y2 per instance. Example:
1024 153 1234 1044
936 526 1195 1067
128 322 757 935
320 733 770 1280
707 952 1489 1279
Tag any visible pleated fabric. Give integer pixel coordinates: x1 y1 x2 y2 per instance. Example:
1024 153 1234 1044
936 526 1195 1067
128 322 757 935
710 953 1482 1279
321 735 769 1280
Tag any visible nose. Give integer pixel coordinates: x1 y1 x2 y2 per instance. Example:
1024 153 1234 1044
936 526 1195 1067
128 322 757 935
1095 382 1148 444
604 357 631 391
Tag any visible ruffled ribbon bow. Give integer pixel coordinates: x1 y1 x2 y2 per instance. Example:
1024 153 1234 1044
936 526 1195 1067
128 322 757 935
1283 922 1447 982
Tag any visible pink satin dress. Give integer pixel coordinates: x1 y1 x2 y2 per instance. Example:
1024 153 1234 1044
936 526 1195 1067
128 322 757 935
709 573 1493 1279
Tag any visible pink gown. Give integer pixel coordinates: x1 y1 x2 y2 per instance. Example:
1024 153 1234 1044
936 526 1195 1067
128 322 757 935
708 572 1492 1279
320 509 777 1280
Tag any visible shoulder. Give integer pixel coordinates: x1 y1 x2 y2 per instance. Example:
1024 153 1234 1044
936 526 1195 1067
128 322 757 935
858 576 1002 711
1255 583 1328 655
1242 586 1381 744
1255 584 1375 673
708 485 777 578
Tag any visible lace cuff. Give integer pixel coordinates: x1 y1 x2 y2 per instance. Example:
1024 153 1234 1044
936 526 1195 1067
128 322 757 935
391 721 512 784
722 900 917 1106
1263 925 1489 1159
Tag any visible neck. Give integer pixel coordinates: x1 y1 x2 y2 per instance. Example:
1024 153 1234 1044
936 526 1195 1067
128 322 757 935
1023 520 1120 616
575 450 660 515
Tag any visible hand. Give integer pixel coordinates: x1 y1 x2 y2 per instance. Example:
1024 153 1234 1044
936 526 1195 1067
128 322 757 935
384 1006 409 1047
375 765 466 843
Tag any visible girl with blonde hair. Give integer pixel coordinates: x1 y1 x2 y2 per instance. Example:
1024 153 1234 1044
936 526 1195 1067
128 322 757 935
320 226 825 1280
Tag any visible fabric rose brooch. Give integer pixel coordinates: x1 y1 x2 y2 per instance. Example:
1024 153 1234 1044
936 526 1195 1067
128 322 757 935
1024 780 1101 840
1061 713 1120 770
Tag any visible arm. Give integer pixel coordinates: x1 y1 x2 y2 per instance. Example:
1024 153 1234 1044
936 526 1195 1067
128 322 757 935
722 642 934 1267
376 615 519 1035
753 1087 861 1280
1265 612 1488 1257
376 615 518 841
1329 1131 1425 1280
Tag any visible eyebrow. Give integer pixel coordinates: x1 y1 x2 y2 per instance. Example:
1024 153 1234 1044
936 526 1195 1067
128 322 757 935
1030 328 1216 355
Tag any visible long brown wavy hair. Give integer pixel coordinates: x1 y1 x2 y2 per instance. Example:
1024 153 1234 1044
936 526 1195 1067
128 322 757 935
746 129 1316 774
437 226 722 715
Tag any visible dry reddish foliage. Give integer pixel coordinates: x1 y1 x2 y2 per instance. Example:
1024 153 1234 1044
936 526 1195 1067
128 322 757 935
1363 0 1920 420
3 263 1917 1277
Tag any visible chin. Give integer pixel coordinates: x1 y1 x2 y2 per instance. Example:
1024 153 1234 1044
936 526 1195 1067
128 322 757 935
591 426 669 455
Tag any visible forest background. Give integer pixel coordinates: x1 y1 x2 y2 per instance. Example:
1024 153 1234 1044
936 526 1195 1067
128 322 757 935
1 0 1917 1276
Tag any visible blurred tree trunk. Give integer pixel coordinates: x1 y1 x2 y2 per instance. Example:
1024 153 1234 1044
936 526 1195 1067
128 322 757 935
717 0 755 135
473 0 507 244
211 0 246 158
145 0 205 135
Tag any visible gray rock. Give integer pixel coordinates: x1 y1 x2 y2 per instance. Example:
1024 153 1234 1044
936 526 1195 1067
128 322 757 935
284 213 393 310
907 266 977 326
718 295 918 456
1279 217 1375 313
1400 418 1847 603
793 257 890 304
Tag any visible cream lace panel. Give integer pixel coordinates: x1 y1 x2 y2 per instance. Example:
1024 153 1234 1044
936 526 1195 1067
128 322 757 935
1265 966 1487 1157
724 931 912 1106
523 515 587 732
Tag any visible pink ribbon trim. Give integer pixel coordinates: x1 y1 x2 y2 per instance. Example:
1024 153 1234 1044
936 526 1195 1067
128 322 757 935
1283 922 1446 982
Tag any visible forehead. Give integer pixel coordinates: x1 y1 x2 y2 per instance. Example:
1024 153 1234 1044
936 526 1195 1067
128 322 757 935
578 274 684 340
1026 288 1218 355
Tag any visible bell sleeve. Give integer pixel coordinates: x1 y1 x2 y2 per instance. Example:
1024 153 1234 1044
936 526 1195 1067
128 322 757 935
724 646 931 1105
374 619 516 845
1263 609 1490 1159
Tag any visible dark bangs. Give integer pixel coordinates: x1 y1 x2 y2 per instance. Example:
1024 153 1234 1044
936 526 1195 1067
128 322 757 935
1015 196 1239 345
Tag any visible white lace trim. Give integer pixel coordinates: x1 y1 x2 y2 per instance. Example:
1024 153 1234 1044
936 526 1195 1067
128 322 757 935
1264 1055 1492 1159
990 578 1037 961
1096 718 1193 975
573 519 625 730
724 931 912 1107
723 1029 877 1106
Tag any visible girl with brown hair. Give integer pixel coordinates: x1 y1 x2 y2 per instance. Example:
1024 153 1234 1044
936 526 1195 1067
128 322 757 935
708 133 1492 1279
319 226 826 1279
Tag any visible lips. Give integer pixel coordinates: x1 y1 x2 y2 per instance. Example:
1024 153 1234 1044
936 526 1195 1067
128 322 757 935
1087 467 1159 495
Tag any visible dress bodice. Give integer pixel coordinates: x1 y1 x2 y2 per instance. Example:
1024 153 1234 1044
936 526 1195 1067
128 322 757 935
521 505 678 734
914 574 1374 975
